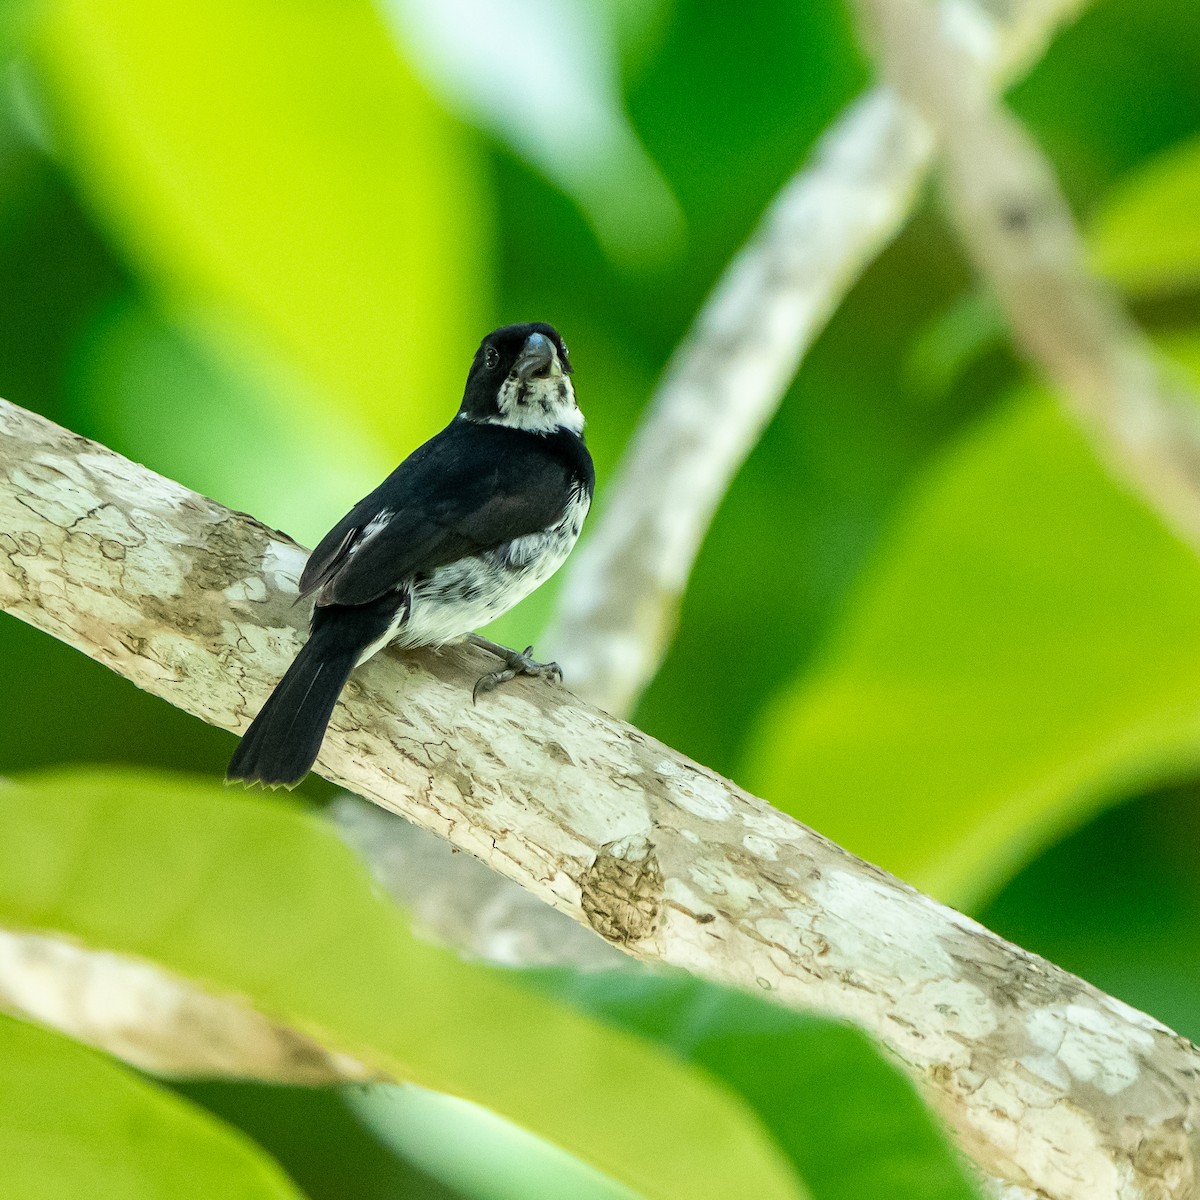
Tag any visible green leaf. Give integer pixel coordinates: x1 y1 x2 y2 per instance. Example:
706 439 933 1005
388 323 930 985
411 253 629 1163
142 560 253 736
902 134 1200 409
172 1079 462 1200
0 768 804 1200
351 1085 639 1200
747 337 1200 907
1091 133 1200 296
524 971 982 1200
35 0 489 469
0 1012 304 1200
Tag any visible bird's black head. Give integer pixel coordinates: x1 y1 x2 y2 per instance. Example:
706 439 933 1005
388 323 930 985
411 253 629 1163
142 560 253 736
458 322 582 435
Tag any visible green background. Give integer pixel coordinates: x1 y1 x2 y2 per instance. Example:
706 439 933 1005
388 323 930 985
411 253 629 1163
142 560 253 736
1 0 1199 1194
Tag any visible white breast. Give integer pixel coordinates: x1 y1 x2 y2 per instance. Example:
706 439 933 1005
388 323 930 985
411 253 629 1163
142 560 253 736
380 489 591 653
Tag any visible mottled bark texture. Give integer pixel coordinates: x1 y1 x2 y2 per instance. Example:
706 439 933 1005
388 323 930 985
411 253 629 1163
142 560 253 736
3 399 1200 1196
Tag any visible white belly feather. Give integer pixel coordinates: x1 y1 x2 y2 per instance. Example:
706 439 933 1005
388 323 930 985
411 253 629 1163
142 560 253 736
356 490 589 663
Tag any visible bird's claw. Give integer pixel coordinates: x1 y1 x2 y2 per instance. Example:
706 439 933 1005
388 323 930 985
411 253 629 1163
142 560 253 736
472 645 562 703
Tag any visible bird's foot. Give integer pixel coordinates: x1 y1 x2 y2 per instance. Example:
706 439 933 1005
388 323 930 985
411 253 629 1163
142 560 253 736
467 636 562 703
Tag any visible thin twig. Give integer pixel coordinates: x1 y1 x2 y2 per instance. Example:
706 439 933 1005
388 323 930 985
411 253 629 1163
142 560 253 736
858 0 1200 556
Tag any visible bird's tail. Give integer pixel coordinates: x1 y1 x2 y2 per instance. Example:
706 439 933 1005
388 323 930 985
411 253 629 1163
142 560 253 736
227 626 360 788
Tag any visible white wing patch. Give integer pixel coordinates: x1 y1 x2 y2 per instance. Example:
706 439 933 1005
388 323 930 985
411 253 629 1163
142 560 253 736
352 510 393 551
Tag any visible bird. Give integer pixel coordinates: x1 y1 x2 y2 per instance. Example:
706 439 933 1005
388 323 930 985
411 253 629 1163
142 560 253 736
227 322 594 788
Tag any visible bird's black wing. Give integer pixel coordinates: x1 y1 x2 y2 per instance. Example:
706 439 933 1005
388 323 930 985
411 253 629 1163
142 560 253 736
299 423 581 609
298 497 386 600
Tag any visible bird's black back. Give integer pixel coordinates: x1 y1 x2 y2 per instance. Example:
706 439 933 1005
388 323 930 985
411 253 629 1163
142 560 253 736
300 420 593 609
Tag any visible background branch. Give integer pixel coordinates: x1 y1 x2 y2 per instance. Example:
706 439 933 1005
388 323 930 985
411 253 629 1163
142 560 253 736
857 0 1200 555
2 398 1199 1197
542 0 1092 718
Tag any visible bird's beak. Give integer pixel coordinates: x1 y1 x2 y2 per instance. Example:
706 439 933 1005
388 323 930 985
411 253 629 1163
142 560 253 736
513 332 559 382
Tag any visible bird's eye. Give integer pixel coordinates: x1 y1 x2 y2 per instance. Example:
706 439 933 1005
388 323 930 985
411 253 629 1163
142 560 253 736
484 346 500 370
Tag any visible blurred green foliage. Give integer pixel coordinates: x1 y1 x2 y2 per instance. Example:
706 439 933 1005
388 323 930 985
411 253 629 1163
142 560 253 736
749 361 1200 907
0 769 817 1200
1 0 1199 1193
1092 133 1200 295
0 1013 304 1200
0 769 982 1199
40 0 489 474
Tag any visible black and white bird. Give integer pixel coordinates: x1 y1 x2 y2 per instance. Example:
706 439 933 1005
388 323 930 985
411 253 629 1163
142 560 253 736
228 322 593 788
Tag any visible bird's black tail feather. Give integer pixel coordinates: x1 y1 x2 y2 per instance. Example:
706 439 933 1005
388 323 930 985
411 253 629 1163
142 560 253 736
227 626 360 788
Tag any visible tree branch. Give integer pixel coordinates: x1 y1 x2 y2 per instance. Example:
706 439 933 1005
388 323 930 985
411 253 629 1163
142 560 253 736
857 0 1200 557
2 398 1198 1197
542 0 1092 717
0 930 371 1083
331 795 627 971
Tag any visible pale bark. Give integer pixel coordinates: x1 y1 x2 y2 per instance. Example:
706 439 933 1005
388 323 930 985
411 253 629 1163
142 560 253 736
0 930 372 1083
857 0 1200 557
542 0 1092 717
2 399 1198 1197
331 795 626 971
